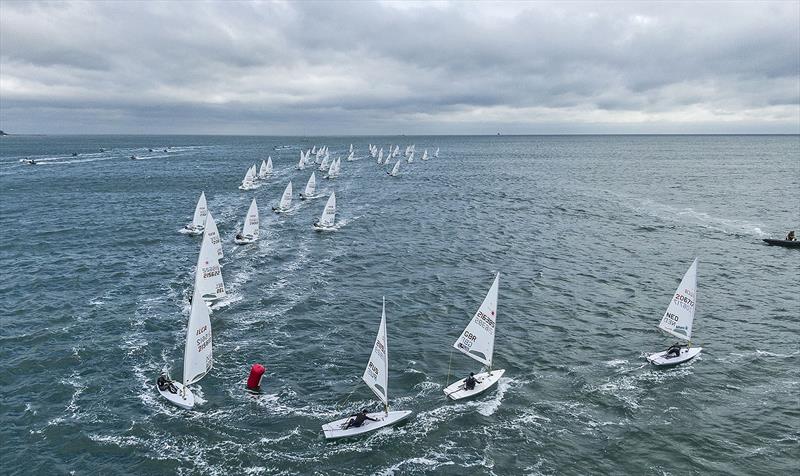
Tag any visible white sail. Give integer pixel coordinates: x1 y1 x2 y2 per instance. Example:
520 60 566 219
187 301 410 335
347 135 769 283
349 143 354 153
279 181 293 209
196 228 226 301
453 273 499 367
266 156 273 174
657 258 698 341
241 167 255 188
362 297 389 406
191 192 208 228
241 198 259 239
297 152 306 170
393 145 399 157
434 147 439 157
347 151 355 161
304 172 316 197
378 148 383 163
317 191 336 227
312 145 317 154
389 159 401 176
205 211 223 259
319 155 329 171
422 149 428 161
407 152 414 163
259 160 268 178
183 284 213 386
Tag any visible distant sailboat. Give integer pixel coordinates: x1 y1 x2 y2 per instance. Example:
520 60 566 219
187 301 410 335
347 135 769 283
347 150 355 161
421 149 428 161
234 198 259 245
156 265 213 410
646 258 703 366
434 147 439 158
258 157 273 178
318 155 330 172
239 166 256 190
272 181 293 213
378 148 384 164
321 297 412 439
297 152 306 170
183 192 208 235
300 172 317 200
407 151 414 163
313 191 337 231
326 158 341 179
349 143 354 154
388 159 401 177
443 273 505 400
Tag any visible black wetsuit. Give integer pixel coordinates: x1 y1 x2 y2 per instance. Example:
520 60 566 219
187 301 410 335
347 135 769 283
345 412 377 429
666 345 682 358
465 376 477 390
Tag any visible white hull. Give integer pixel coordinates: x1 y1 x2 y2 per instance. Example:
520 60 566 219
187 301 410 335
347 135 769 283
272 207 290 214
234 237 257 245
647 347 702 366
239 185 256 191
443 369 505 400
322 410 412 439
182 226 204 236
299 194 317 200
157 381 195 409
313 223 336 232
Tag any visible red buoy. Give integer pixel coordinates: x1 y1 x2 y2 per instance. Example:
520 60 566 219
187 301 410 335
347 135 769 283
247 363 266 391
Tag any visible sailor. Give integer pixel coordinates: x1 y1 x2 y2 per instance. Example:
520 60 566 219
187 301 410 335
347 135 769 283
666 343 682 358
464 372 478 390
786 231 796 241
235 233 244 241
343 409 378 429
157 374 178 394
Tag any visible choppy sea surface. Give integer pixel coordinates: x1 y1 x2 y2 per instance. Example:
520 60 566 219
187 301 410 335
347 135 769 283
1 135 798 475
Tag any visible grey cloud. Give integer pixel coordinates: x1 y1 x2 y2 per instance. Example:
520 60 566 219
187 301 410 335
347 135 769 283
0 0 798 134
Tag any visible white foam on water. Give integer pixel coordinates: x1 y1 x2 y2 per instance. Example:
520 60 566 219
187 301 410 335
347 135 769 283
375 456 455 476
474 376 515 416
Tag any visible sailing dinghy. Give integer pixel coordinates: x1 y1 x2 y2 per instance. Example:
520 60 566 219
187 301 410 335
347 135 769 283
183 192 208 235
239 166 256 190
259 157 273 178
234 198 259 244
297 152 306 170
443 273 505 400
321 297 412 439
646 258 703 366
300 172 317 200
272 181 293 213
157 279 213 410
388 159 401 177
313 191 337 231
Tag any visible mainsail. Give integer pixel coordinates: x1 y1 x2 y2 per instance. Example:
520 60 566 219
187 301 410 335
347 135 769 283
453 273 499 367
657 258 698 341
362 297 389 406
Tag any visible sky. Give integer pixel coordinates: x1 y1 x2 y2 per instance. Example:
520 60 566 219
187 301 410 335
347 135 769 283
0 0 798 135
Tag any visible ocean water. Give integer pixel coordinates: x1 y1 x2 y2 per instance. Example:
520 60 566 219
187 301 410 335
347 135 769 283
1 135 798 475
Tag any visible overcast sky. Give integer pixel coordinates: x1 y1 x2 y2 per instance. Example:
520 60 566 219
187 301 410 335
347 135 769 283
1 1 798 134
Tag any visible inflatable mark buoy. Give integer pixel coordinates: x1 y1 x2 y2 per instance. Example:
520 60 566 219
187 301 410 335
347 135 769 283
247 363 266 391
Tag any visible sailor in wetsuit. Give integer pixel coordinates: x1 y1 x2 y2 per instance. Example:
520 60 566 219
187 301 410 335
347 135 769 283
343 409 378 429
787 231 796 241
157 374 178 394
666 343 683 358
236 233 244 241
464 372 479 390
